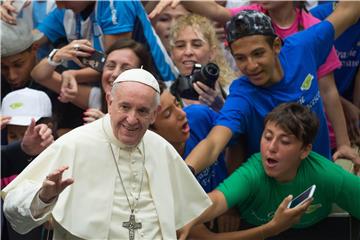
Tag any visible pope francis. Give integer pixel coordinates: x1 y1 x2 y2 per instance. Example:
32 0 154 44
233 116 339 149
2 69 212 240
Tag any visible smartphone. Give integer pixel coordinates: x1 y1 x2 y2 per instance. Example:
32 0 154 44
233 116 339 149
79 50 106 72
287 184 316 208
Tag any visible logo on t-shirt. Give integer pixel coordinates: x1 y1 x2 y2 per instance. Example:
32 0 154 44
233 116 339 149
301 74 314 91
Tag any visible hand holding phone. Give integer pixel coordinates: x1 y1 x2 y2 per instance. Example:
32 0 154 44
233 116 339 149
287 185 316 208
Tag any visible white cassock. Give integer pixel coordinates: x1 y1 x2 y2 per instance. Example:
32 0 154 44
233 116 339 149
2 114 211 240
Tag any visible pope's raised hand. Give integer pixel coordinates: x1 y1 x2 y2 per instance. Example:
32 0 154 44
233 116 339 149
39 166 74 203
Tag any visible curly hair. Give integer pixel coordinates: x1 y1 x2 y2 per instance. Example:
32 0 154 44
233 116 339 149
169 14 236 89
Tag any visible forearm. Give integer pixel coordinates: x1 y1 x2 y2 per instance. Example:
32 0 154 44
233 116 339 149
31 58 62 93
182 1 231 25
353 67 360 108
319 74 351 148
186 126 232 174
67 68 101 84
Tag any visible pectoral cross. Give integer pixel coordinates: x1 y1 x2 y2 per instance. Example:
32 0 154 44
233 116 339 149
123 214 142 240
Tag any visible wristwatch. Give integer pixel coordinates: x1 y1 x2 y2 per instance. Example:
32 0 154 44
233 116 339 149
47 49 64 66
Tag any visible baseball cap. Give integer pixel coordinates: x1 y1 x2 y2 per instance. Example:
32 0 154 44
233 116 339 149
1 18 43 57
113 68 160 93
1 88 52 126
226 10 276 44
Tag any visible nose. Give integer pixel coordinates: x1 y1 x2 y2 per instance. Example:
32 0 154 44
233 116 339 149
126 110 139 125
175 106 186 120
111 65 122 81
246 57 258 72
8 67 18 81
268 139 278 153
184 44 194 56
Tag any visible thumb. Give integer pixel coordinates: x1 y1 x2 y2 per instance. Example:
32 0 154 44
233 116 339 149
26 118 36 134
332 150 342 161
281 195 293 208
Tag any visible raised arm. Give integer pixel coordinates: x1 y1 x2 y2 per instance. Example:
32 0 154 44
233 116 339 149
326 1 360 39
149 0 231 25
185 125 232 174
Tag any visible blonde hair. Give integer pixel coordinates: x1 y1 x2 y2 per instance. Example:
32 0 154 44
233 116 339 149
169 14 236 88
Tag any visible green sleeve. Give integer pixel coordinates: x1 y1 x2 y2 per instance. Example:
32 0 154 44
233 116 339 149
216 153 261 209
335 169 360 219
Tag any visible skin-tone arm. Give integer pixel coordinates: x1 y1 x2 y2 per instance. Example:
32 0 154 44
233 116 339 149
102 32 132 52
318 73 360 165
149 0 231 25
39 166 74 203
340 97 360 146
185 125 232 174
31 40 96 109
326 1 360 39
178 191 313 240
21 119 54 156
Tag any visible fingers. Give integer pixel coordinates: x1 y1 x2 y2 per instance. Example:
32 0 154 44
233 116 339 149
0 115 12 130
281 195 293 209
83 108 105 123
148 0 172 19
25 118 36 135
35 124 54 147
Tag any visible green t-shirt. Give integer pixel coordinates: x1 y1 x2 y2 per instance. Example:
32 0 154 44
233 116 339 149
217 151 360 228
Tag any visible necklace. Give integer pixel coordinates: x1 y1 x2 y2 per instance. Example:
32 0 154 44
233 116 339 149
109 141 145 240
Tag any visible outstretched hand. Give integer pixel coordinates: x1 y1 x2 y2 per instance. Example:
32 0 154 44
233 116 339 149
0 115 11 130
193 81 224 112
39 166 74 204
21 118 54 156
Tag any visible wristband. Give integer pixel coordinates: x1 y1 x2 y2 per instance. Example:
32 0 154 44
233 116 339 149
47 49 64 66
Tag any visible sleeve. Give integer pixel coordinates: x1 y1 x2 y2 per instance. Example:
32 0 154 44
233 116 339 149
216 155 259 208
334 170 360 219
215 80 250 138
96 1 136 35
1 142 33 179
3 181 55 234
88 86 102 109
228 4 264 17
37 8 66 44
317 46 342 79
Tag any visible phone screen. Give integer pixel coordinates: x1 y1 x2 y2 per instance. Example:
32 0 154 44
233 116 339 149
288 185 316 208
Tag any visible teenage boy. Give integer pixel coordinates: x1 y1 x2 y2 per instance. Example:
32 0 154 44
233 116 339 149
179 102 360 239
184 2 360 175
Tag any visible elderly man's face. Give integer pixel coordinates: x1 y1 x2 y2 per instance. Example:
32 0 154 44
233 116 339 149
107 82 159 146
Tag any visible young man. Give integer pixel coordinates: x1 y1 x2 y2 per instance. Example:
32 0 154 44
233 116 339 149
184 2 360 175
179 102 360 239
2 69 210 240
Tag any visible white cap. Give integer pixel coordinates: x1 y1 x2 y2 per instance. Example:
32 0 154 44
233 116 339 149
1 18 43 57
113 68 160 93
1 88 52 126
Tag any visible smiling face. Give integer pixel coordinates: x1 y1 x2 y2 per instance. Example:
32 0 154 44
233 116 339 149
152 4 189 52
260 121 311 182
101 48 141 94
231 35 282 87
1 48 36 89
107 81 159 146
151 90 190 147
171 26 214 76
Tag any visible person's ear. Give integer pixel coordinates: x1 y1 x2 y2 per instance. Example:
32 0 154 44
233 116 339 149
209 46 217 62
273 37 282 55
300 144 312 160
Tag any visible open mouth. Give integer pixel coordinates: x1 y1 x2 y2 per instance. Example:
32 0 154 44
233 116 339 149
266 157 278 168
181 122 190 134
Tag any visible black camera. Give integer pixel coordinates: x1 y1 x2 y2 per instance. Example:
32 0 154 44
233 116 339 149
170 63 220 100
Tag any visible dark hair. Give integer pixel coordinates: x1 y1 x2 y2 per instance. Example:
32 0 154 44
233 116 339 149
264 102 319 147
101 38 156 112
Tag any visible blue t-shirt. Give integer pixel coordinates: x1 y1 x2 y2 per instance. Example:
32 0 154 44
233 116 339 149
37 0 175 81
311 2 360 98
216 21 335 159
184 104 228 193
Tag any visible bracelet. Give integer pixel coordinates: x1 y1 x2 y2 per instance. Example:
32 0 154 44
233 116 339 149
47 49 64 67
187 165 196 175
